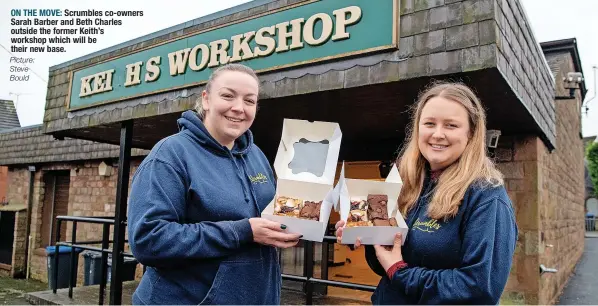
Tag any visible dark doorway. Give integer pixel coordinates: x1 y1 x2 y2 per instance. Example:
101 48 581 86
41 171 71 247
0 211 16 265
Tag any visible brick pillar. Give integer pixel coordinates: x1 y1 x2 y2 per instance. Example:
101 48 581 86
496 136 543 304
11 210 28 277
0 166 8 202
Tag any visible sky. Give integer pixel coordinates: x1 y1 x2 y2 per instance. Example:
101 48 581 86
1 0 597 136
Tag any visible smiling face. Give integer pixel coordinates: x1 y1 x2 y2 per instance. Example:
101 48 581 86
417 96 471 171
201 70 259 149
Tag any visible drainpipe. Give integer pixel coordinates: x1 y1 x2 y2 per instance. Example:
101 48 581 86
23 165 35 279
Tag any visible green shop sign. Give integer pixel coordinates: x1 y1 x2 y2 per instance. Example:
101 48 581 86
67 0 399 111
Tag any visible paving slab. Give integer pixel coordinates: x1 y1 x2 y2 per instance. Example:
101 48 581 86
558 238 598 305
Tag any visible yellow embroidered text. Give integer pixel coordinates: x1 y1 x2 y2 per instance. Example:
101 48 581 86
249 173 268 184
413 218 441 233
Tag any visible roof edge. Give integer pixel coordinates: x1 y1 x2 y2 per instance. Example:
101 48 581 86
540 38 587 101
0 124 42 135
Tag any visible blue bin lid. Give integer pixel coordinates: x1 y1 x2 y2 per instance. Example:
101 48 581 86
45 246 83 255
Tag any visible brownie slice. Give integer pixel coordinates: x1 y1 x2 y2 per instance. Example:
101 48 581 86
373 217 398 227
373 219 390 226
367 194 389 220
299 201 321 220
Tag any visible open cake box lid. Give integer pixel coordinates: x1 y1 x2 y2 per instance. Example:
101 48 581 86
261 119 342 242
334 162 409 246
272 119 342 185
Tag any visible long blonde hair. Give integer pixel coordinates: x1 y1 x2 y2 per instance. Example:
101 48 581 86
397 82 503 221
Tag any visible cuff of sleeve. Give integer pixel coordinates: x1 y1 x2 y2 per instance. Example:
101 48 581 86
386 260 408 280
230 219 254 247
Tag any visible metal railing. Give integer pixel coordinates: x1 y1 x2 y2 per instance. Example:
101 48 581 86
50 217 374 305
281 235 376 305
51 215 134 305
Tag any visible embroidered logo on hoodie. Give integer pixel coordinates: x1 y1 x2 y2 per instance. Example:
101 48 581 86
413 218 442 233
249 173 268 184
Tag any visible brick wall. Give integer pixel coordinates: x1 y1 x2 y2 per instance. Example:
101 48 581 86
495 81 584 304
537 97 585 304
7 158 144 284
0 166 8 201
496 136 541 304
6 169 29 207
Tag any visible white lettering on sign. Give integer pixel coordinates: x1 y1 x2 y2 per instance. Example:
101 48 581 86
189 44 210 71
168 48 191 76
145 56 161 82
230 31 256 62
77 5 364 98
124 61 143 86
332 6 362 41
79 69 115 97
208 39 231 68
254 26 276 57
304 13 334 45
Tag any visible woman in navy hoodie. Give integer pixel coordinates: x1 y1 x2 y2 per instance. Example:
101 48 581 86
336 82 518 304
128 64 301 305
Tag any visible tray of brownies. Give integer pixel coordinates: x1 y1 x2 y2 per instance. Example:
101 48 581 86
336 163 409 246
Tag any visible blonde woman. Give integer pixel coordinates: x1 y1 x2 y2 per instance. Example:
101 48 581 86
336 82 518 304
128 64 301 305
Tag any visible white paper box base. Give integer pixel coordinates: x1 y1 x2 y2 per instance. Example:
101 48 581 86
262 214 328 242
341 215 409 246
262 179 334 242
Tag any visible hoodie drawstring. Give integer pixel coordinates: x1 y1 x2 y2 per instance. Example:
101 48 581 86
239 154 261 215
229 152 250 203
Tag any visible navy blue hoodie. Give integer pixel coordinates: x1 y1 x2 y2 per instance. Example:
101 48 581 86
366 172 518 305
128 110 279 305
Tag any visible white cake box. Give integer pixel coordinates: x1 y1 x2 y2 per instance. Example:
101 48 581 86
262 119 342 242
335 163 409 246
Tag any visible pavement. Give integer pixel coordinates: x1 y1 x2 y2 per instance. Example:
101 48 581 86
23 280 368 305
7 237 596 305
0 276 46 305
557 237 598 305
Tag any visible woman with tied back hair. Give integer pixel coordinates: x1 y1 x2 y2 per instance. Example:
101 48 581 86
336 82 518 304
128 64 301 305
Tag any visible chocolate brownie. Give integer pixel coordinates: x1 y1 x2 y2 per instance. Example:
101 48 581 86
373 219 390 226
367 194 389 220
299 201 321 220
373 217 398 227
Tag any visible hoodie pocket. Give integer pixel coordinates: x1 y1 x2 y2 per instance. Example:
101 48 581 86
199 257 278 305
